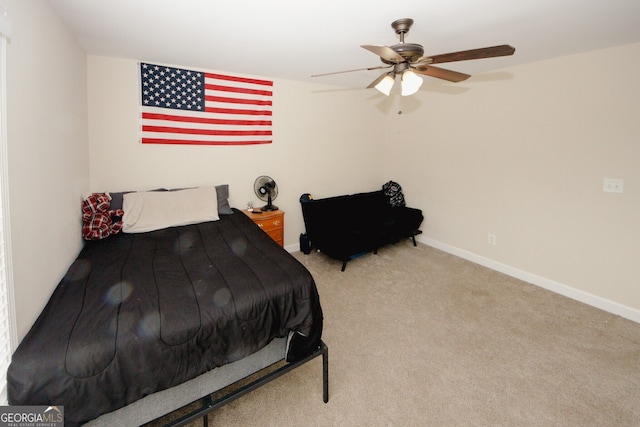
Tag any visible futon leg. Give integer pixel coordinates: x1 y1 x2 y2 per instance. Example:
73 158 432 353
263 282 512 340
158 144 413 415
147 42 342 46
322 342 329 403
341 260 347 271
411 230 422 246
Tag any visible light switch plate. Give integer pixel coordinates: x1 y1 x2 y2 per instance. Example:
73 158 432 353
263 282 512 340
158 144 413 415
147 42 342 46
603 178 623 193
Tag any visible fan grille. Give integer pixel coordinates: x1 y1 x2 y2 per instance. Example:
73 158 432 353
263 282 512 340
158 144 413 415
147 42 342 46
254 176 278 211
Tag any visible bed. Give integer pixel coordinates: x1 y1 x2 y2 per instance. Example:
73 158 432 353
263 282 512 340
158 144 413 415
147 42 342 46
7 186 326 426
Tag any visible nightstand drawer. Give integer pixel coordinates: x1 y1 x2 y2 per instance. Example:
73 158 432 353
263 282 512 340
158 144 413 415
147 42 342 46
243 209 284 247
253 216 282 232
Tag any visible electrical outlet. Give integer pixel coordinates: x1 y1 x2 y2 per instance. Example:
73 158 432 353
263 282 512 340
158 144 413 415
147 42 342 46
603 178 623 193
488 233 496 245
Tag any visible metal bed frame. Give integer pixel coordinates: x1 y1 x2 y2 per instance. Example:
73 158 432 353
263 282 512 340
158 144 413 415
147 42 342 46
158 341 329 426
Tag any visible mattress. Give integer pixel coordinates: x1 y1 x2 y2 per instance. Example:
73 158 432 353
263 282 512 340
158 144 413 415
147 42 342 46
7 209 323 426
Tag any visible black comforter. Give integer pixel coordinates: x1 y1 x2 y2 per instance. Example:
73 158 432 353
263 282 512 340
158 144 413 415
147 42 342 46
7 209 323 426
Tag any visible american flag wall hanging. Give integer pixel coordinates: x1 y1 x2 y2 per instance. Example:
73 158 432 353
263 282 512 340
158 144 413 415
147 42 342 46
139 62 273 145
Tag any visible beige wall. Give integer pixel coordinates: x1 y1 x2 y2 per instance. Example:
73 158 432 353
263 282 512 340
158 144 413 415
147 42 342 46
0 0 89 339
2 2 638 342
87 56 387 249
89 46 640 322
386 42 640 320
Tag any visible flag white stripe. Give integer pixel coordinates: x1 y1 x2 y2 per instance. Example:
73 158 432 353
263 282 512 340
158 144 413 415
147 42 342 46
141 107 271 123
204 101 271 112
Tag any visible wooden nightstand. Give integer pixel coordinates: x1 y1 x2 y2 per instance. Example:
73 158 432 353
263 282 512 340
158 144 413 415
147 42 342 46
243 209 284 247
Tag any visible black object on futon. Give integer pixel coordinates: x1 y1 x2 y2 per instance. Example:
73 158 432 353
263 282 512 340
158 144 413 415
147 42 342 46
7 209 323 426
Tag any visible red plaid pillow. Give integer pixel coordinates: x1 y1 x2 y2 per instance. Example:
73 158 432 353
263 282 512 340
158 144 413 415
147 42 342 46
81 193 124 240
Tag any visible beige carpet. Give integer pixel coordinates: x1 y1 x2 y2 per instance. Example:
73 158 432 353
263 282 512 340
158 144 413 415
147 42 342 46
159 242 640 426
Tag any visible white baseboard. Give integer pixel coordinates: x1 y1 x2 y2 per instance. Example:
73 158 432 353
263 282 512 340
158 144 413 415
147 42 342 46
284 243 298 254
418 236 640 324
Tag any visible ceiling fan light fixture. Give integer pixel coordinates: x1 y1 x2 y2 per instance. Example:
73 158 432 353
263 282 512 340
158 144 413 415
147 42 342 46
401 70 423 96
375 74 395 96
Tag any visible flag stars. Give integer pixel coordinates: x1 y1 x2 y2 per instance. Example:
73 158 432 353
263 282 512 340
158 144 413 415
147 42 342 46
140 63 206 111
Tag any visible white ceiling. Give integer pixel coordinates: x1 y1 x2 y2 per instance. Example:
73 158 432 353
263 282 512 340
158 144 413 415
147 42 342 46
49 0 640 89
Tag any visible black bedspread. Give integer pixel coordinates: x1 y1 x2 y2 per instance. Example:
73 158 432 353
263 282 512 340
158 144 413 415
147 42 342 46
7 209 323 426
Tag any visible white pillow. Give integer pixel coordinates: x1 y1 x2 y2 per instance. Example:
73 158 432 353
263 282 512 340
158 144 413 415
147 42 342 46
122 187 219 233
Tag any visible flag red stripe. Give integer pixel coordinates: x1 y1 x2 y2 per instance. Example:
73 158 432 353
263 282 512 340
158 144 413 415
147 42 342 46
142 112 272 126
142 138 271 146
205 83 272 97
205 72 273 87
142 125 272 136
204 106 272 116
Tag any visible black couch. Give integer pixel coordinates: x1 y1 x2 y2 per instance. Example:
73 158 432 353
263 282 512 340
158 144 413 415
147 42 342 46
300 189 423 271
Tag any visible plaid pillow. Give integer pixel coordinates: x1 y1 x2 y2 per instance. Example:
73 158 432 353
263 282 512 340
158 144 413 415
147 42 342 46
382 181 406 208
81 193 124 240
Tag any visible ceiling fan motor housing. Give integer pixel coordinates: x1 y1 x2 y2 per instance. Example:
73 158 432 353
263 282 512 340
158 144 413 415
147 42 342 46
381 43 425 64
378 18 424 65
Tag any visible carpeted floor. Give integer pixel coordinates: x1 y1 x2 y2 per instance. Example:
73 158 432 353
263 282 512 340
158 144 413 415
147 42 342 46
159 241 640 426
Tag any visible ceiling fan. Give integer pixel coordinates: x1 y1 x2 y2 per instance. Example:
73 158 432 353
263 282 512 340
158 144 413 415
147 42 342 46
312 18 515 96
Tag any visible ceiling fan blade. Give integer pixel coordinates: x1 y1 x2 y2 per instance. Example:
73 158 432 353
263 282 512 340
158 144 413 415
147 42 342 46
366 72 391 89
311 64 391 77
421 44 515 65
361 45 405 63
412 65 470 83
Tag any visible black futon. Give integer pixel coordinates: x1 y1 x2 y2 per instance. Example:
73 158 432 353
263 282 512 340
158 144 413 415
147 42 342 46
300 186 423 270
